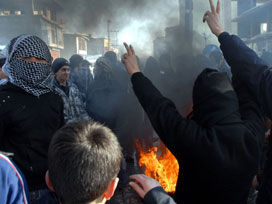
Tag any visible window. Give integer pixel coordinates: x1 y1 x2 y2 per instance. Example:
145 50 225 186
0 11 10 15
46 8 51 19
14 11 21 15
52 29 56 44
261 23 268 34
78 37 86 51
33 10 39 15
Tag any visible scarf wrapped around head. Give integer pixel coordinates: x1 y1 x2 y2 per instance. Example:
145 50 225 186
2 35 53 97
94 57 113 80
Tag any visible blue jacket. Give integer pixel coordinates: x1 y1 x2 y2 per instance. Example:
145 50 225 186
0 153 29 204
219 32 272 118
219 32 272 204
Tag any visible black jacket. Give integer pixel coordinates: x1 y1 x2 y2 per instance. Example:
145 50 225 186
131 71 264 204
219 32 272 119
0 83 64 190
218 32 272 204
144 187 176 204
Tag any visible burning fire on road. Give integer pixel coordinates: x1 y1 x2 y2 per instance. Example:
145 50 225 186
136 140 179 193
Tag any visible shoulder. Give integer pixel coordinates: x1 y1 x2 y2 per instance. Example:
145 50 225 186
0 154 29 204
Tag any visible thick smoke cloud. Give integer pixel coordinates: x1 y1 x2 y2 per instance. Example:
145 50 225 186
61 0 179 55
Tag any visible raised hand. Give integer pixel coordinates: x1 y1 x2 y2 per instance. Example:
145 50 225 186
203 0 224 37
122 42 141 75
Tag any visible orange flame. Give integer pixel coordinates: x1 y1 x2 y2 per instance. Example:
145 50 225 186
136 140 179 193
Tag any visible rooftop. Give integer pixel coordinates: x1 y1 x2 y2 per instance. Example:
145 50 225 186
232 1 272 22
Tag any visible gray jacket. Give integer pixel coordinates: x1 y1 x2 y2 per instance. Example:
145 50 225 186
51 78 91 123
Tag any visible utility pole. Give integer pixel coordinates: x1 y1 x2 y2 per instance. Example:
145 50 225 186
185 0 193 35
32 0 35 14
111 29 119 48
107 20 111 51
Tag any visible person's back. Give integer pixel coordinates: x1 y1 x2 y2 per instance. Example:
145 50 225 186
122 43 264 204
86 57 125 131
0 35 64 200
46 120 122 204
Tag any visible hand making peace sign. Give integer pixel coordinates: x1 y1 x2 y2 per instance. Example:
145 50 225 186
203 0 224 37
122 42 141 75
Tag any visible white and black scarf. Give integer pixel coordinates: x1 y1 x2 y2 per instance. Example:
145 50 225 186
2 35 53 97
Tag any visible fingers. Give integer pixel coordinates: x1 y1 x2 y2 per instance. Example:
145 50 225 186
129 182 145 198
123 42 132 56
216 0 220 14
209 0 215 13
130 45 135 55
203 11 212 23
121 54 128 64
129 174 146 186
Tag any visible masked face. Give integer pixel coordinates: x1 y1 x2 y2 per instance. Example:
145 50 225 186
2 35 53 96
9 57 51 85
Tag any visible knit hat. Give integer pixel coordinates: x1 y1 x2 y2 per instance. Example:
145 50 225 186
52 58 70 73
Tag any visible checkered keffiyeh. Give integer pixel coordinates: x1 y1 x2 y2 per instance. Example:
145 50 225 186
94 57 113 80
2 35 53 97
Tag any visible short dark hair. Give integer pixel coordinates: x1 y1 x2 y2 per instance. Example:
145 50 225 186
69 54 83 68
48 120 122 204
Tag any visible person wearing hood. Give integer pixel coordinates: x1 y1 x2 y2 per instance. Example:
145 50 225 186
203 0 272 203
69 55 93 103
122 43 264 204
0 35 64 203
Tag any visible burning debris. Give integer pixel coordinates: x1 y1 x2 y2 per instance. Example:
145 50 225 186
136 140 179 193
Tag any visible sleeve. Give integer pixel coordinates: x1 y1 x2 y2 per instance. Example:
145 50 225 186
144 187 177 204
73 85 92 121
131 72 201 156
219 32 272 118
0 155 29 204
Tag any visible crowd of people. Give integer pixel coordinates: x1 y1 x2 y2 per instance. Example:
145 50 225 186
0 0 271 203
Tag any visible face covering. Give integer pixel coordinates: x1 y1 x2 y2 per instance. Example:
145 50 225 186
2 35 53 97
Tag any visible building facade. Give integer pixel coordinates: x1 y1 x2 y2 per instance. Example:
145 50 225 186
61 33 89 60
232 0 272 54
0 0 64 59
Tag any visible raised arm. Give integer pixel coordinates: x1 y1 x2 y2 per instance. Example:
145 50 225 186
204 0 272 118
122 43 200 156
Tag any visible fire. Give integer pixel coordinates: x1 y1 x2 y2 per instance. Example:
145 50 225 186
136 140 179 193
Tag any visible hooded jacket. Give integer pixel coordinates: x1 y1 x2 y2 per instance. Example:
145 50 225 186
218 32 272 204
131 69 264 204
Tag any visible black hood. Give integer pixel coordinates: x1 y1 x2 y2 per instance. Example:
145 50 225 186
192 68 239 126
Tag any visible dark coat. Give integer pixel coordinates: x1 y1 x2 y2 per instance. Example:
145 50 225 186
131 71 264 204
219 32 272 119
0 83 64 190
144 187 176 204
218 32 272 204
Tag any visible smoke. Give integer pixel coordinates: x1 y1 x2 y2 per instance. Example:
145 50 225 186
61 0 179 55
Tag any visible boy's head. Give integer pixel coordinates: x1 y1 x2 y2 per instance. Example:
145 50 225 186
46 120 122 204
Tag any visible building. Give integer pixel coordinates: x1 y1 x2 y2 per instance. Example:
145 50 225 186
61 33 89 60
232 0 272 54
87 37 111 56
0 0 64 59
87 37 120 62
